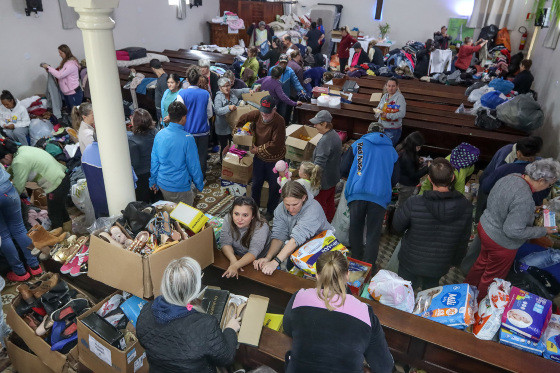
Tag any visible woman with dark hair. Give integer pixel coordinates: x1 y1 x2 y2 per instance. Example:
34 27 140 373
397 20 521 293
128 108 157 203
283 251 394 373
241 47 260 87
375 78 406 145
255 181 331 275
259 37 282 68
0 138 70 230
433 26 452 49
41 45 82 110
160 73 182 127
71 102 94 153
220 196 271 278
414 39 434 78
337 26 357 72
396 131 429 206
0 90 30 145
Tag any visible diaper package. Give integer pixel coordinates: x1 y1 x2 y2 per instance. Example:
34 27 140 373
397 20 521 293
473 279 511 340
542 314 560 362
290 230 349 275
499 328 545 355
413 284 477 330
501 286 552 342
367 270 415 313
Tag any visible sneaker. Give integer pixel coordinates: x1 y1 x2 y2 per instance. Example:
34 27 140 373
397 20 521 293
27 265 43 276
97 294 125 317
211 145 220 153
69 252 89 277
51 298 90 322
7 271 30 282
60 245 88 274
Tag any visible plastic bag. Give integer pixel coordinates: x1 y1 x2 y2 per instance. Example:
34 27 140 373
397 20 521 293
414 284 478 330
332 182 350 246
480 90 507 109
473 278 511 340
475 108 503 130
367 270 415 312
290 230 349 275
496 94 544 131
489 78 514 94
543 314 560 361
71 179 95 228
29 119 54 146
468 86 494 103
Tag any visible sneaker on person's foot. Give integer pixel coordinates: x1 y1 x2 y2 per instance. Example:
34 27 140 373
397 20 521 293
211 145 220 153
27 265 43 276
7 271 31 282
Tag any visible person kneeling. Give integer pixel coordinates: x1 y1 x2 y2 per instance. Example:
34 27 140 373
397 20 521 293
392 158 473 290
221 196 271 278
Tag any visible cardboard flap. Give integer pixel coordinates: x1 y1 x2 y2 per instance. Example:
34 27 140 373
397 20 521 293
232 133 253 147
223 153 254 166
6 335 55 373
309 133 323 146
88 235 145 298
241 91 269 106
238 295 269 347
285 124 303 137
148 227 215 297
370 92 383 102
285 136 308 150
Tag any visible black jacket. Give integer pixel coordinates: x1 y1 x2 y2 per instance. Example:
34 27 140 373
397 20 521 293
398 152 428 186
414 48 431 78
351 50 370 67
371 46 384 66
137 301 237 373
259 47 281 68
434 32 452 49
513 70 534 94
393 190 473 278
209 71 220 100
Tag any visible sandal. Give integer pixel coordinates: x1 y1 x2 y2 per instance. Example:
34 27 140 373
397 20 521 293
174 221 189 241
129 231 150 253
99 232 123 248
110 226 128 244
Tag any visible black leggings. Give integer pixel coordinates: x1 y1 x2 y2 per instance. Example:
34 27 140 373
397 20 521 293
217 134 232 162
47 174 71 229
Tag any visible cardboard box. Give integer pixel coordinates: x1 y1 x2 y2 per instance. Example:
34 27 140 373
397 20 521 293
285 124 323 162
241 91 269 106
6 282 88 373
225 91 269 129
232 132 254 147
170 202 209 234
77 292 148 373
6 333 56 373
331 30 359 38
88 226 215 299
347 257 373 296
221 152 254 185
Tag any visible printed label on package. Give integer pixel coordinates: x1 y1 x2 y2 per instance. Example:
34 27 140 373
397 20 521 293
127 348 137 364
134 352 146 372
89 335 112 366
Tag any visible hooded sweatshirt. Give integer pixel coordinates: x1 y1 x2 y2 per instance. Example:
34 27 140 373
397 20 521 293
136 296 237 373
376 91 406 129
47 60 80 95
345 132 399 208
393 190 473 277
0 100 30 129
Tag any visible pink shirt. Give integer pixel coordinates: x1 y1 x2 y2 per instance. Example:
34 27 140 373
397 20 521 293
48 60 80 95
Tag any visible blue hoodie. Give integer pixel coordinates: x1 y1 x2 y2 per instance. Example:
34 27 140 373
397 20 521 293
345 132 398 208
151 296 197 324
149 122 204 193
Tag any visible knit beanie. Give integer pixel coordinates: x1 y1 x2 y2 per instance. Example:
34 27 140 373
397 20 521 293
449 142 480 169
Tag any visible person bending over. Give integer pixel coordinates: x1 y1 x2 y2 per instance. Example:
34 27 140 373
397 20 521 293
455 37 487 72
221 196 271 279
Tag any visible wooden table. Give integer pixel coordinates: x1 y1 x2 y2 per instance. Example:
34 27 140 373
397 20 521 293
205 248 560 373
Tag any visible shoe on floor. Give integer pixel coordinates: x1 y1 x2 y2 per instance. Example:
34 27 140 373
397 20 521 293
7 271 30 282
27 265 43 276
52 298 90 322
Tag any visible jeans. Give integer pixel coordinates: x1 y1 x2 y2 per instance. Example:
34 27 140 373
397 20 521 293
474 189 488 223
4 127 29 145
348 200 386 265
193 135 209 176
383 127 402 146
47 174 71 229
0 186 39 275
276 102 294 125
63 86 83 111
252 157 280 213
521 248 560 269
398 264 440 291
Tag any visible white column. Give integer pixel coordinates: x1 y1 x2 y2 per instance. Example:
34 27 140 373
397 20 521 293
68 0 135 215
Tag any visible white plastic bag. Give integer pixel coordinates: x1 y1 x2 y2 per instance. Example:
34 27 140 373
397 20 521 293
367 270 415 313
29 118 54 146
71 179 95 227
473 278 511 340
332 182 350 246
468 86 494 103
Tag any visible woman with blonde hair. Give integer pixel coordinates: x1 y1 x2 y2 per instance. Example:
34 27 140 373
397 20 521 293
71 102 94 154
137 257 240 372
283 251 394 372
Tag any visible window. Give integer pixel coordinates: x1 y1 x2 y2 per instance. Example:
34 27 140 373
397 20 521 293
374 0 384 21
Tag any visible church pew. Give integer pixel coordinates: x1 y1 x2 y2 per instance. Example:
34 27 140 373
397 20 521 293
161 49 236 66
359 75 470 95
205 249 560 373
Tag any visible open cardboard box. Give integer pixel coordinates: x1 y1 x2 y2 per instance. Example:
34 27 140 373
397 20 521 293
221 152 254 185
285 124 323 162
6 282 89 373
225 90 269 128
6 333 56 373
88 225 215 299
232 132 254 147
202 287 269 347
347 257 373 296
77 292 148 373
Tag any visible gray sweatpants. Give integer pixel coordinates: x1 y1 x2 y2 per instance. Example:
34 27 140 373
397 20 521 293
4 127 29 145
161 189 195 206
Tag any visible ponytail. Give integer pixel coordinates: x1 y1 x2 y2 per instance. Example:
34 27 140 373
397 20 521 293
71 102 93 130
300 161 322 191
316 251 348 311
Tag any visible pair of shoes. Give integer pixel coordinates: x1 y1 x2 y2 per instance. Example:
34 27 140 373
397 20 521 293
53 236 88 263
17 273 60 304
50 235 77 257
28 224 67 250
7 271 30 282
60 245 89 277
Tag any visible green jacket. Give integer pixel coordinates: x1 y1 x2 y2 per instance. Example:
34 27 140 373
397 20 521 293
10 146 67 194
241 57 259 87
420 155 474 195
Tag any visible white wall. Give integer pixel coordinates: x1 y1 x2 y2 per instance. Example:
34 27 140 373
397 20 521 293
297 0 476 47
0 0 220 98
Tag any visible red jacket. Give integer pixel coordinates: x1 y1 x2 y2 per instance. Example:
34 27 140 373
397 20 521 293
338 34 357 59
455 44 482 70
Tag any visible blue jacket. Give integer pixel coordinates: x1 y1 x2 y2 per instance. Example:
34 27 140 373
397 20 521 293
345 132 398 208
268 66 304 97
149 122 204 193
176 87 210 136
480 143 513 184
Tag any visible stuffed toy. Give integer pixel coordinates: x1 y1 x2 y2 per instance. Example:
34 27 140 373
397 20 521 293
273 160 292 193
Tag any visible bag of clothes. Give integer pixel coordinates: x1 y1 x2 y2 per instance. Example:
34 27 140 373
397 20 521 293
496 93 544 131
367 270 415 313
473 279 511 340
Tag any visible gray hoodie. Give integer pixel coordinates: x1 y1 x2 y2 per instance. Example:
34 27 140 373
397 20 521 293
272 197 332 246
376 91 406 129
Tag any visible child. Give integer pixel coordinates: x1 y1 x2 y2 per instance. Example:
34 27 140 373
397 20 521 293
220 196 271 279
297 161 322 197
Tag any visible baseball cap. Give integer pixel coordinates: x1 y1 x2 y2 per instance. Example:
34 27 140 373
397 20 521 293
279 54 289 62
367 122 385 133
309 110 332 124
259 95 277 114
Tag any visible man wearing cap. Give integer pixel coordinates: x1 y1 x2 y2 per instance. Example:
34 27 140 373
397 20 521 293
340 123 399 266
269 55 306 123
237 96 286 220
310 110 342 222
348 42 370 70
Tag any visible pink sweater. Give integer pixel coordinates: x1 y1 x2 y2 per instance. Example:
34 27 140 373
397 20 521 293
48 60 80 95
